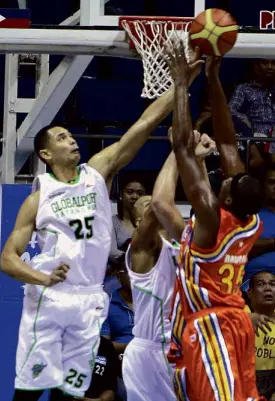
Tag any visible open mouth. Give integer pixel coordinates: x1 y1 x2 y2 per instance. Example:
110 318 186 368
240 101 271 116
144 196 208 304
72 149 80 154
264 294 274 301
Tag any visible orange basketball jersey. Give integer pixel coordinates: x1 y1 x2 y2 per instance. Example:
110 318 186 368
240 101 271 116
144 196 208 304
169 208 262 362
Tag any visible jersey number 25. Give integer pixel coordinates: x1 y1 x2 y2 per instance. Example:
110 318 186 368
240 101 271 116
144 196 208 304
69 217 94 240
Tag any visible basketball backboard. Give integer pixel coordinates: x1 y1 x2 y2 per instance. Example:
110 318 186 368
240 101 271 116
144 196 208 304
80 0 206 26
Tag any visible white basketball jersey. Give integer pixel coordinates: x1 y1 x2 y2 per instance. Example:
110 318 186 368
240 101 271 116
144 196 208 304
126 237 179 344
30 164 112 288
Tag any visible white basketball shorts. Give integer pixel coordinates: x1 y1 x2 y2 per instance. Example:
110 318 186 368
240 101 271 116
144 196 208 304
122 337 176 401
15 284 109 398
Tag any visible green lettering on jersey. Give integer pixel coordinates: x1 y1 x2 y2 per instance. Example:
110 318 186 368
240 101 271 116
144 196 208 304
51 193 97 218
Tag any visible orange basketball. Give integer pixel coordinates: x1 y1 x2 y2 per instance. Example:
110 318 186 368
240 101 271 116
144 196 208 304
190 8 238 56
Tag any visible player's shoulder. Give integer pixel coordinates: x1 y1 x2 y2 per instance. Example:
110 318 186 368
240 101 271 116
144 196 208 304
19 191 40 219
82 163 106 183
220 209 260 231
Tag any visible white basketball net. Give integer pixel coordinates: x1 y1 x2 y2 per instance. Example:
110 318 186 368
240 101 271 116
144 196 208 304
121 19 191 99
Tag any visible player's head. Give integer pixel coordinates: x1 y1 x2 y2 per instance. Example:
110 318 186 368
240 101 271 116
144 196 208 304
34 125 80 168
132 195 152 227
219 173 263 220
248 271 275 312
117 179 146 220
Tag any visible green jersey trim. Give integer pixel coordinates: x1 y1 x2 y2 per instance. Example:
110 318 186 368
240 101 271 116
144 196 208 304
49 166 81 185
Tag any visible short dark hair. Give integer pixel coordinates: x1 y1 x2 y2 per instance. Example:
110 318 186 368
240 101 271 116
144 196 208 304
249 271 275 289
230 174 263 220
117 177 146 220
33 124 55 163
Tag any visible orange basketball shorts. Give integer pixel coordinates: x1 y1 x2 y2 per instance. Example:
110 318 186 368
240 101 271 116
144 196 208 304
173 307 264 401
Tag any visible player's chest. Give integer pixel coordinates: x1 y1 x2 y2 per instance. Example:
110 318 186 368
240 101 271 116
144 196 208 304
40 184 99 221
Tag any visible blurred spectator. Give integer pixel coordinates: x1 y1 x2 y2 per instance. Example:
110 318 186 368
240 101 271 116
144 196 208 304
49 337 118 401
229 59 275 136
102 259 134 353
248 271 275 401
230 59 275 169
104 178 145 295
110 178 146 263
102 258 134 400
246 163 275 280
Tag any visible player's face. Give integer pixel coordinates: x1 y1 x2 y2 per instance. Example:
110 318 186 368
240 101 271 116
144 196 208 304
219 177 233 208
250 273 275 309
264 170 275 203
122 182 146 212
132 196 152 227
43 127 80 167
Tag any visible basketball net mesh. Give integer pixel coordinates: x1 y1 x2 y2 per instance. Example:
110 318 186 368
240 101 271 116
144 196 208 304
121 19 191 99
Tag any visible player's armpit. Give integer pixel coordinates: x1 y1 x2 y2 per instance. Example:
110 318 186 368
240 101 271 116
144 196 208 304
87 88 174 180
1 192 49 285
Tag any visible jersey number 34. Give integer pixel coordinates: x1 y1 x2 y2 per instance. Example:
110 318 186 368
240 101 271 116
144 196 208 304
69 217 94 240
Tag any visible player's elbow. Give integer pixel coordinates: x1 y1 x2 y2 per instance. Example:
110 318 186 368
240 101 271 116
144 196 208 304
1 250 11 273
1 247 16 274
151 197 170 215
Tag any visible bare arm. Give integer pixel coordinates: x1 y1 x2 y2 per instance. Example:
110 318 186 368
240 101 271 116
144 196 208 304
151 151 184 242
249 238 275 260
131 203 162 274
111 342 128 354
206 57 245 177
166 45 219 248
0 192 48 284
88 87 174 180
1 192 68 285
99 391 115 401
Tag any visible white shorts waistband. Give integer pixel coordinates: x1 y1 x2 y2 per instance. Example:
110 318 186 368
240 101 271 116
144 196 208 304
131 337 169 350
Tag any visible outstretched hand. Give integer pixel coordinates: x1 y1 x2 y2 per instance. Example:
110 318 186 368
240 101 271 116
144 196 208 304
165 37 203 84
205 56 221 79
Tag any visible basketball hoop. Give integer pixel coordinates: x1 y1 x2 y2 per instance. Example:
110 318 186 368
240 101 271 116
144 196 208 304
120 16 192 99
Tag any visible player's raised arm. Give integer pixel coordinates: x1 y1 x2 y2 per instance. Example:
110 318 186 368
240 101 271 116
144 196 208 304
131 196 162 274
88 87 174 182
151 148 184 242
206 56 245 177
88 59 203 186
166 42 220 248
1 192 68 286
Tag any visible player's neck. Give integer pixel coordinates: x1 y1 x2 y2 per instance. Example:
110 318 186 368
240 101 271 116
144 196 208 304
50 165 79 183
